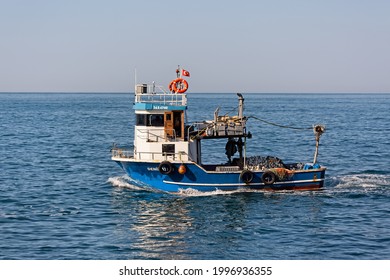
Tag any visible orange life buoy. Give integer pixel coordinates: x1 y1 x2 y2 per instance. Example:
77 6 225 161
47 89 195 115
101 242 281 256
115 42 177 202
169 78 188 93
168 80 174 92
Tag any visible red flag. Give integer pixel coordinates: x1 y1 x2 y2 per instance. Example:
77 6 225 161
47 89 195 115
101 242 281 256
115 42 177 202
182 69 190 77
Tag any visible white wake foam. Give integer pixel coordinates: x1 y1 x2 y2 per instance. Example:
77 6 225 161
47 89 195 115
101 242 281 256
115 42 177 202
176 187 268 197
333 174 390 189
107 176 146 191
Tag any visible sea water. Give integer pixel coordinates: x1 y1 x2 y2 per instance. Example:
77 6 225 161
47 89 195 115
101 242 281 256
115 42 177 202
0 93 389 259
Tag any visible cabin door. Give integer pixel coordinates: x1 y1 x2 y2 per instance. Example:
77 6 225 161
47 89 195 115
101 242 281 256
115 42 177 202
164 112 174 139
173 111 184 139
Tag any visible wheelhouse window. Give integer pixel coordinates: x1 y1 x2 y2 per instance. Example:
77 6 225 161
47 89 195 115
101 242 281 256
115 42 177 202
149 114 164 126
136 114 147 126
136 114 164 127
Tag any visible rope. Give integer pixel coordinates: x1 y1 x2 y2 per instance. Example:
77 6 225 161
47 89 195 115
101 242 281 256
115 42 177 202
216 105 238 118
248 116 313 130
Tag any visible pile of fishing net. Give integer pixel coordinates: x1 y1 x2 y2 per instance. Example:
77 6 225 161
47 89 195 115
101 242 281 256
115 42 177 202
246 156 293 171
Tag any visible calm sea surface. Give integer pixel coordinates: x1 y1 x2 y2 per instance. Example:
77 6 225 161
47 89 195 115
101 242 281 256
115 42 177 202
0 93 389 260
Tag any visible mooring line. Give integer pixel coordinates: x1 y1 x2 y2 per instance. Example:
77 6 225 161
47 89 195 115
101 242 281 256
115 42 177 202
248 116 313 130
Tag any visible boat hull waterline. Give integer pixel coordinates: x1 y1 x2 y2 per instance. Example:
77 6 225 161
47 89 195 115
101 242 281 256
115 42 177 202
114 160 326 192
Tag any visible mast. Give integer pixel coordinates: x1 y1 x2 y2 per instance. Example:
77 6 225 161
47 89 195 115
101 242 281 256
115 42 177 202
237 93 244 119
313 125 325 164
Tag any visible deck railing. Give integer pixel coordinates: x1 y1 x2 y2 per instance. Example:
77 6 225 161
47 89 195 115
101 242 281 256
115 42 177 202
136 128 177 142
111 147 189 161
111 148 134 159
187 121 246 139
135 84 187 106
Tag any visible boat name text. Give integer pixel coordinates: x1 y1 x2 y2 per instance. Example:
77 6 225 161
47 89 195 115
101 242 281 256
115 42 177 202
152 105 169 110
147 167 159 171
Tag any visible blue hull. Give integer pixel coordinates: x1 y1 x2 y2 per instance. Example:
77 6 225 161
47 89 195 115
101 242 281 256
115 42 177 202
115 160 326 192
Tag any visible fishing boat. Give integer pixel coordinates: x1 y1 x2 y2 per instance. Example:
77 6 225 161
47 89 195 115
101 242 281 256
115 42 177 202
111 67 326 192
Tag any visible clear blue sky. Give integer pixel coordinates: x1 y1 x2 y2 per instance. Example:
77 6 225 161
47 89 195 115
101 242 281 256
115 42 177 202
0 0 389 93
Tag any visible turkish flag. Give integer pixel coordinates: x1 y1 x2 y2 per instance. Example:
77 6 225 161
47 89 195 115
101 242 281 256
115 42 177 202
182 69 190 77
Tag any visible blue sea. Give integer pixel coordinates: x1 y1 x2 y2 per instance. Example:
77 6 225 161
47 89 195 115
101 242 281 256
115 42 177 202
1 93 389 260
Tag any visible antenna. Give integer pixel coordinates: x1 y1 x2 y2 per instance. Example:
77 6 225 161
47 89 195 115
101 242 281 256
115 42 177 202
134 68 137 95
176 65 180 78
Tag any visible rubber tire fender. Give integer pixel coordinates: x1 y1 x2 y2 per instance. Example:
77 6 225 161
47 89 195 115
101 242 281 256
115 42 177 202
240 170 254 184
158 161 173 175
261 171 276 185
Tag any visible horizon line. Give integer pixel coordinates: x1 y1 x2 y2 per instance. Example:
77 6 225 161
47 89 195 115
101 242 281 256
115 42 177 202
1 91 390 95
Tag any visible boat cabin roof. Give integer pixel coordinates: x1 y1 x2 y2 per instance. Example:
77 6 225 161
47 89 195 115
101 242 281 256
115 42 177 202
134 83 187 111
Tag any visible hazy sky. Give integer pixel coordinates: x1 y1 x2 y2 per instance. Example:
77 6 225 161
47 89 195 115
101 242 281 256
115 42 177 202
0 0 389 93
